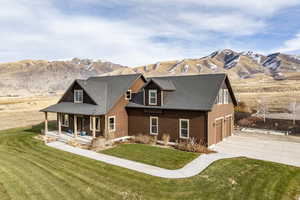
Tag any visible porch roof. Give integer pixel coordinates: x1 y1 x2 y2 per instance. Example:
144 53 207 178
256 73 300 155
41 102 105 115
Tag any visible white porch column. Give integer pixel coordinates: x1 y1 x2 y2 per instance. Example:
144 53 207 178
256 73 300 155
44 112 48 135
74 115 77 138
92 116 96 138
58 113 61 135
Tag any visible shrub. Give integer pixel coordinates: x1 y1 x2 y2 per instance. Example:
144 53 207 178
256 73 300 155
162 134 170 146
238 116 262 127
175 138 215 154
134 134 156 145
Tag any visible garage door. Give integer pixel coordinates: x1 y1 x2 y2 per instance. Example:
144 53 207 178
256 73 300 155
225 116 232 138
215 119 223 143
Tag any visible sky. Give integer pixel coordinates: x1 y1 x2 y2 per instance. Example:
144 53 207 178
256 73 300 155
1 0 300 66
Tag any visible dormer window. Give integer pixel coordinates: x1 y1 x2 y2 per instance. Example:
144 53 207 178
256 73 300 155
125 90 132 100
74 90 83 103
149 90 157 105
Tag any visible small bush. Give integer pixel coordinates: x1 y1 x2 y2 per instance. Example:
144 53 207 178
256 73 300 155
134 134 156 145
238 116 262 127
175 138 215 154
162 134 170 146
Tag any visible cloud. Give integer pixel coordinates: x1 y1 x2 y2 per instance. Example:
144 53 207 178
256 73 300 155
178 12 265 36
277 32 300 53
80 0 300 16
0 0 299 66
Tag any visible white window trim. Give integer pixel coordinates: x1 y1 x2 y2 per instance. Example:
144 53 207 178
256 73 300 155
61 114 69 127
223 89 229 104
179 119 189 139
108 116 116 132
217 89 223 104
74 90 83 103
150 116 159 135
148 90 157 105
125 90 132 100
90 116 100 131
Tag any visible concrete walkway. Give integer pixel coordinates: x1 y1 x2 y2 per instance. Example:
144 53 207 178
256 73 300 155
47 141 238 179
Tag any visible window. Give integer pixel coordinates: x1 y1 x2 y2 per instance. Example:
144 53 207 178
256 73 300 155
61 114 69 127
108 116 116 132
125 90 132 100
74 90 83 103
223 89 229 104
179 119 189 139
150 116 158 135
217 89 223 104
149 90 157 105
90 117 100 131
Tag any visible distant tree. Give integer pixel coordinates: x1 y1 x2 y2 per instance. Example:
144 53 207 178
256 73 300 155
257 97 268 123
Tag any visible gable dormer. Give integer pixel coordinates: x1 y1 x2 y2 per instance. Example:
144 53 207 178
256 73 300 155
215 79 233 105
58 80 97 105
143 78 176 106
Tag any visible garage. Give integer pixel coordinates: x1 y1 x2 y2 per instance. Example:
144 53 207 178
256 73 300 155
215 118 223 143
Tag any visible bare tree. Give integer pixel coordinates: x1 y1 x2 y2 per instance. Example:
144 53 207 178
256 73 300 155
257 97 268 123
289 99 297 125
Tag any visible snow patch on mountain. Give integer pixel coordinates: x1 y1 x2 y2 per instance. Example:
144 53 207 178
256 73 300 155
207 61 218 72
168 60 184 73
224 53 240 69
153 62 160 70
182 64 189 73
196 63 203 72
262 53 281 71
209 51 219 58
242 51 262 64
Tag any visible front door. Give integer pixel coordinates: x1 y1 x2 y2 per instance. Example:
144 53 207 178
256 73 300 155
77 117 85 132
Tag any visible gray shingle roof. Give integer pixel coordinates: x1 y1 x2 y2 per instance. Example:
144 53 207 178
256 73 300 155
127 73 236 111
144 78 176 91
41 74 144 115
41 102 104 115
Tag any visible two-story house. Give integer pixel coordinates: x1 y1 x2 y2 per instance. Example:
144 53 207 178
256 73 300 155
41 73 237 146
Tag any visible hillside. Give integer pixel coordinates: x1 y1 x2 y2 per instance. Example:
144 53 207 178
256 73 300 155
0 58 126 97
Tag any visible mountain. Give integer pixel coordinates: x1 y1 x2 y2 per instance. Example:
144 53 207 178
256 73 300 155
104 49 300 80
0 58 126 97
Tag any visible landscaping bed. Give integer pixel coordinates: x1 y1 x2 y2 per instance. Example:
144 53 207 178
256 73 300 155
101 143 199 169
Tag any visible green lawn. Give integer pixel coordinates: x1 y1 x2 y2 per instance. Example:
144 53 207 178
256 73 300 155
0 123 299 200
101 143 199 169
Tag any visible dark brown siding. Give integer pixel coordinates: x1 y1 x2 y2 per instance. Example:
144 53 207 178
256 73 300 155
144 81 161 106
59 82 96 104
127 108 207 143
105 77 146 138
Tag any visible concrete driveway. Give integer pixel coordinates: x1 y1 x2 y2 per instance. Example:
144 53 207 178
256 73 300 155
211 132 300 167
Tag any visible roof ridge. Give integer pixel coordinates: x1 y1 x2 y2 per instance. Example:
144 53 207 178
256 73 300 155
148 73 226 79
88 73 143 79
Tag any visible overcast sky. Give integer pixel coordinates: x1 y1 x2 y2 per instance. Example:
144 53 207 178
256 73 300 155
1 0 300 66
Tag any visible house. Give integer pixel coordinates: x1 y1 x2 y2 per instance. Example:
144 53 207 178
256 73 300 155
41 73 237 146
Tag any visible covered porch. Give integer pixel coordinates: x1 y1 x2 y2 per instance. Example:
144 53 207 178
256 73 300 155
41 102 109 141
46 130 93 145
43 111 106 139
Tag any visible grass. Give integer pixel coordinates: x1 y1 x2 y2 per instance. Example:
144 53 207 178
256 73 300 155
0 123 299 200
101 143 199 169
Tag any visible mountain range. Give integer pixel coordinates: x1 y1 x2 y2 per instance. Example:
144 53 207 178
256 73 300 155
1 49 300 112
105 49 300 80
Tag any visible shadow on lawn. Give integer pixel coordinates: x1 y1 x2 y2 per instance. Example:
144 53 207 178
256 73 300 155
25 121 57 133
